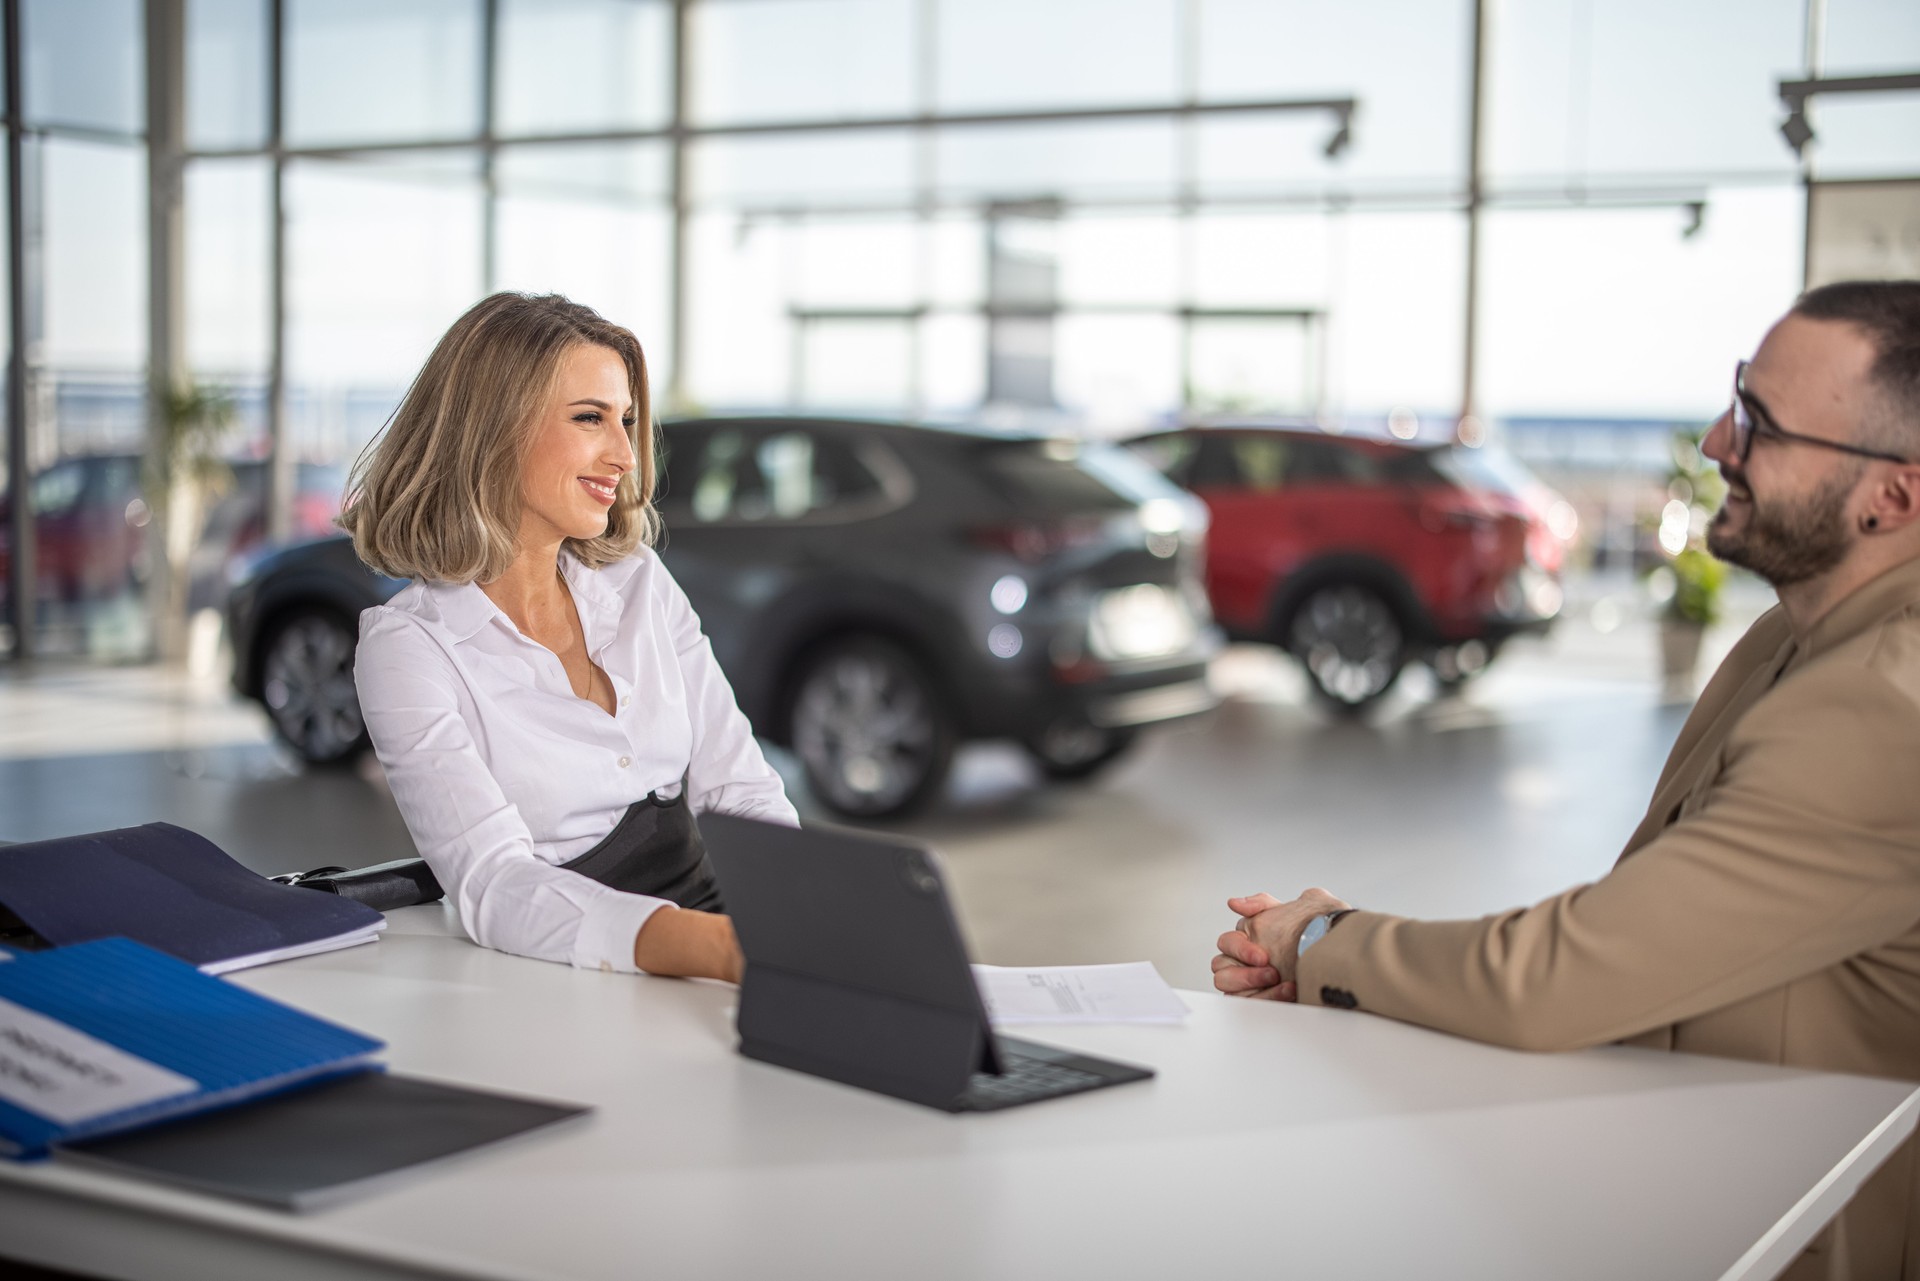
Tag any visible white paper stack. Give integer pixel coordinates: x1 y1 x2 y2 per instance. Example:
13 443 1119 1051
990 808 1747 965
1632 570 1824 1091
972 961 1190 1025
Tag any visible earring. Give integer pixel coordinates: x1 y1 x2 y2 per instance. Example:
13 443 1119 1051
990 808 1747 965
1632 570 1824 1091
1864 515 1881 531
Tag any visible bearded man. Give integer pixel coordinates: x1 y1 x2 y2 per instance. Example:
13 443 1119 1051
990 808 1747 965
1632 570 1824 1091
1213 280 1920 1281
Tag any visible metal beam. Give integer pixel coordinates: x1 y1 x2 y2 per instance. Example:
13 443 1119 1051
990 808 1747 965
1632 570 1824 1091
181 92 1361 163
3 0 29 660
1778 71 1920 106
665 0 690 412
266 0 291 541
1458 0 1488 435
147 0 188 661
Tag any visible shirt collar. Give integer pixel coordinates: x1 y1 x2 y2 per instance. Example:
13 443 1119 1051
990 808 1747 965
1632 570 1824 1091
558 551 622 656
416 578 503 645
1794 555 1920 664
412 552 620 649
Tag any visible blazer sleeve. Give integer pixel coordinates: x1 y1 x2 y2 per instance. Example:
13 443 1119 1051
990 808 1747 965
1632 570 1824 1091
1296 660 1920 1052
355 610 673 972
651 565 801 828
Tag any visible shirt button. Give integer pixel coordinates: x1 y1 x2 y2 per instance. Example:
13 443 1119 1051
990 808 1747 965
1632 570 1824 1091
620 695 630 708
618 756 631 768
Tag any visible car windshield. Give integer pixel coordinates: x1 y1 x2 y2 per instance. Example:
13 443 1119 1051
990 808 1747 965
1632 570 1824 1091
1429 444 1541 498
978 438 1182 512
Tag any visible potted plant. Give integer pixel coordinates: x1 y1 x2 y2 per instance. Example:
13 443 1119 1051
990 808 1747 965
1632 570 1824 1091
1653 430 1728 697
145 379 234 664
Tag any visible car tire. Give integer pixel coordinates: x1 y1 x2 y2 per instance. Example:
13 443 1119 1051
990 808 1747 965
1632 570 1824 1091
1025 721 1139 782
1428 638 1495 696
786 635 954 819
1286 582 1406 712
258 609 369 766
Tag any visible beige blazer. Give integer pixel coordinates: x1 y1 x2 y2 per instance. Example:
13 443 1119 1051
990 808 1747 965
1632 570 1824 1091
1298 556 1920 1280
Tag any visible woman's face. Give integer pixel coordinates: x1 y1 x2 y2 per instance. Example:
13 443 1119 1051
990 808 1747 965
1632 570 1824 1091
518 343 638 551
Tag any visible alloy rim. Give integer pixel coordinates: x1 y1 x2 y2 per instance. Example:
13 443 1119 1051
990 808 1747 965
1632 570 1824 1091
792 651 935 813
262 616 364 760
1292 586 1402 704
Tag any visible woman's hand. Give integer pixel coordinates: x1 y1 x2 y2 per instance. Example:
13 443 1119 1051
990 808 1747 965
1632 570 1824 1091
633 909 744 983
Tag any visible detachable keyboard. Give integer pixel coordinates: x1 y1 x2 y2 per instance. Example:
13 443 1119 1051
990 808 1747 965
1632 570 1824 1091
957 1037 1152 1111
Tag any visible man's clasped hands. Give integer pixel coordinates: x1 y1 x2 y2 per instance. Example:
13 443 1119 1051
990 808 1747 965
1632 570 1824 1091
1211 887 1352 1002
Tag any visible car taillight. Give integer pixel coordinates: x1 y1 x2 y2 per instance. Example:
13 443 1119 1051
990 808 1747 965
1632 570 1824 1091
967 516 1109 563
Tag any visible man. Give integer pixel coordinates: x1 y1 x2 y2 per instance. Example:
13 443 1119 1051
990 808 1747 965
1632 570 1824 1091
1214 280 1920 1281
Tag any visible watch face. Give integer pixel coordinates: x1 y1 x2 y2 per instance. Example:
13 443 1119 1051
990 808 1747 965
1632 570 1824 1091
1298 913 1330 956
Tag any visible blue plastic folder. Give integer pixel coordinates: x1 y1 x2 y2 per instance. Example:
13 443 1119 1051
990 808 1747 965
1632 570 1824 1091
0 938 384 1158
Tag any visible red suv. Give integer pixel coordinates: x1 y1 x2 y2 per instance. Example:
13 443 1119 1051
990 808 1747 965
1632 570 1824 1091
1124 423 1569 708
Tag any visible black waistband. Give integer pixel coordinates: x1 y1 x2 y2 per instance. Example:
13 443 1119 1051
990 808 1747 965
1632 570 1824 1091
558 775 723 913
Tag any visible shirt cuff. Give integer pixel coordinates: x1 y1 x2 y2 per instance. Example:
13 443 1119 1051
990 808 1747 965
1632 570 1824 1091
572 888 675 975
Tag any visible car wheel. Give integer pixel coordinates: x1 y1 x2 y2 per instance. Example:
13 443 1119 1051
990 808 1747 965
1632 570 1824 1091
1287 583 1405 711
259 609 369 766
787 636 954 819
1428 638 1494 695
1025 721 1138 782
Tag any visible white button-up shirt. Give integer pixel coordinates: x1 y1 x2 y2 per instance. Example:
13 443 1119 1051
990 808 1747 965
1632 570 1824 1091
354 548 798 973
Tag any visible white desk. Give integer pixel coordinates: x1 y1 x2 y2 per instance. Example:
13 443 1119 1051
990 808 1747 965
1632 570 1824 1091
2 905 1915 1281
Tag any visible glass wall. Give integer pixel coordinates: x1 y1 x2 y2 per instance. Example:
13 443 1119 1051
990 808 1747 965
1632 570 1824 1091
4 0 1919 661
1 0 149 658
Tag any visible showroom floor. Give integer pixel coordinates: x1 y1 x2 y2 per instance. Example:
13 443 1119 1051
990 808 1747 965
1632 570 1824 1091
0 578 1769 992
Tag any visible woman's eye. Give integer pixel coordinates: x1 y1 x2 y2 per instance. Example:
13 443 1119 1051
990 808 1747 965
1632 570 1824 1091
574 412 602 425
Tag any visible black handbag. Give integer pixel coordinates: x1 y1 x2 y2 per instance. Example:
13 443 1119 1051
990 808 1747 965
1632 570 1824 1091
272 858 445 913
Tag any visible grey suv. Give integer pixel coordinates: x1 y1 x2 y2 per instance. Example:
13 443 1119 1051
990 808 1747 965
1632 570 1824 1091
227 418 1222 819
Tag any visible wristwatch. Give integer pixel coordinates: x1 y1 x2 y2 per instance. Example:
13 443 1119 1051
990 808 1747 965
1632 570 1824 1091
1297 908 1357 958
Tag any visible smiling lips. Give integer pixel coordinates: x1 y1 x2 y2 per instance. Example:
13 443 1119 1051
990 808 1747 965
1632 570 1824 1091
579 476 619 506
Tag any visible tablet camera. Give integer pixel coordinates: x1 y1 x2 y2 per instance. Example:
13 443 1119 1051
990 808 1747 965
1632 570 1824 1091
899 855 941 895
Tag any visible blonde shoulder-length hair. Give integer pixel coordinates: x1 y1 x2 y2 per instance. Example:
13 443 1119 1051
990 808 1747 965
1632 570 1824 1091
339 292 660 584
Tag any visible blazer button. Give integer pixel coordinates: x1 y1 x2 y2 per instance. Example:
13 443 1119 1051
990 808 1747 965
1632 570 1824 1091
1320 986 1359 1010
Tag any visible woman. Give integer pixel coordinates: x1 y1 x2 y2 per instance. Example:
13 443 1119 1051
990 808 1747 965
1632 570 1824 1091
341 292 797 982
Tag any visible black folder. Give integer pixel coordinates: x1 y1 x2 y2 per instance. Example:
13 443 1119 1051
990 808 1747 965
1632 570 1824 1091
58 1073 589 1211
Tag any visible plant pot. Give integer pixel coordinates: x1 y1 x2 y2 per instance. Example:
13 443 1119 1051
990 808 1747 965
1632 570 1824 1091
1660 617 1707 701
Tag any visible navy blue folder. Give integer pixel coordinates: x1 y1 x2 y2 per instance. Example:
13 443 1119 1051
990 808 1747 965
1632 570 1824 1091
0 823 382 971
0 938 384 1157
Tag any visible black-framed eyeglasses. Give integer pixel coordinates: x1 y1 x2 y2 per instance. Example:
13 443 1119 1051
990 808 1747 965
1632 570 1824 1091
1730 361 1912 466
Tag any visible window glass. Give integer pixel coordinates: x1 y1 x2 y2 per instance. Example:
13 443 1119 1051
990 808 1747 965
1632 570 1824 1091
23 0 142 134
186 158 272 449
795 320 916 412
1054 313 1181 429
43 139 148 454
498 0 671 136
1486 0 1801 182
977 439 1140 512
1286 438 1377 486
1197 0 1469 185
1188 318 1318 418
31 461 85 517
187 0 269 150
1806 95 1920 180
694 0 915 125
937 121 1177 204
938 0 1178 113
661 426 882 523
494 144 672 375
692 130 916 209
1125 433 1198 485
1822 0 1920 75
284 153 485 464
1480 189 1802 420
286 0 481 146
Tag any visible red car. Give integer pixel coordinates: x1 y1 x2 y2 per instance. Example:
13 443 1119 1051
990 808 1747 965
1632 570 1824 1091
1123 423 1570 708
